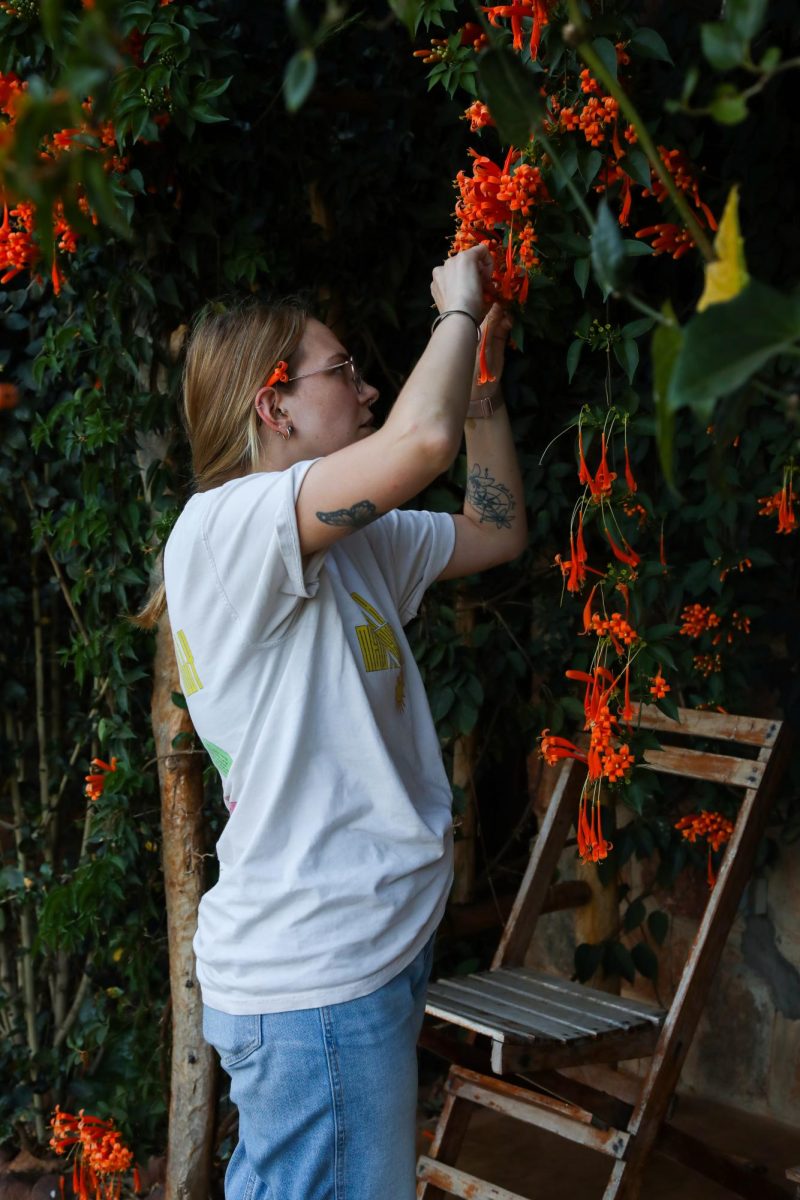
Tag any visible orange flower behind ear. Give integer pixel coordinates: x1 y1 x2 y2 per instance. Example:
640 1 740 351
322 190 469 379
264 360 289 388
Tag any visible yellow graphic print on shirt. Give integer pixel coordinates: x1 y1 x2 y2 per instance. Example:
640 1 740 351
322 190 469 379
175 629 203 697
351 592 405 711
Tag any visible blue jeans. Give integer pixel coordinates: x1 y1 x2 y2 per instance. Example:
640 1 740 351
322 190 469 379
202 932 436 1200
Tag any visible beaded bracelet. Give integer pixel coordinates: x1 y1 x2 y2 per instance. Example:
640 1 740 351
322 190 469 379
431 309 481 341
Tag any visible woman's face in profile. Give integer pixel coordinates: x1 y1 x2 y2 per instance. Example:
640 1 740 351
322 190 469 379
282 319 379 457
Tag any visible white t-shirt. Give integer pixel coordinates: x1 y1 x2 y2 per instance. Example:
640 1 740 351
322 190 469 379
163 460 457 1015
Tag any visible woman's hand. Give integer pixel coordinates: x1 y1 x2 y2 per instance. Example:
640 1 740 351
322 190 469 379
471 303 513 401
430 244 494 325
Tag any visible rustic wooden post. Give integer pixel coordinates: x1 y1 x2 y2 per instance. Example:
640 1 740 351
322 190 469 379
152 617 216 1200
451 593 478 905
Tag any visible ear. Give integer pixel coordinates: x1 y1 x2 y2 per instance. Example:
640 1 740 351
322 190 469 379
254 385 285 434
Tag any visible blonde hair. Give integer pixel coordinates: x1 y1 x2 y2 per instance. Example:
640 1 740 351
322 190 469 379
135 297 308 628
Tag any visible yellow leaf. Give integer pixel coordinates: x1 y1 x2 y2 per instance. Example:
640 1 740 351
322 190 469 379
696 185 748 312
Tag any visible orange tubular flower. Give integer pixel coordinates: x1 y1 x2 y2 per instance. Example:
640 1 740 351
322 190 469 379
624 443 637 493
540 729 588 767
482 0 556 59
84 756 118 802
603 525 640 568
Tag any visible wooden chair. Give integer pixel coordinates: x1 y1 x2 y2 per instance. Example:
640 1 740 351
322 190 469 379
416 704 791 1200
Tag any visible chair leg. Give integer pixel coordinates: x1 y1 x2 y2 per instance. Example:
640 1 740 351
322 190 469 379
416 1078 479 1199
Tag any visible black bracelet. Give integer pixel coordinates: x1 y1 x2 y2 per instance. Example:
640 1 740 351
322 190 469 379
431 309 481 341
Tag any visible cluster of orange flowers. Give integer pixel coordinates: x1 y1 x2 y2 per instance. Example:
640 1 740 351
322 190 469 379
680 603 751 672
675 810 734 886
483 0 557 59
649 669 670 699
50 1108 138 1200
0 73 122 293
635 146 718 259
758 466 796 534
84 756 117 801
679 603 721 638
452 145 550 378
718 556 752 582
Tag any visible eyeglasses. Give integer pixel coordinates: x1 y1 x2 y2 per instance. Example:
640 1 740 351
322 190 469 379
285 356 365 394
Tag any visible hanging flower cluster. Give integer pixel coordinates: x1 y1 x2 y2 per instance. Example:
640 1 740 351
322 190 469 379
758 465 796 534
50 1108 138 1200
678 602 751 678
675 810 734 886
0 73 122 293
84 756 117 802
452 145 550 379
483 1 559 60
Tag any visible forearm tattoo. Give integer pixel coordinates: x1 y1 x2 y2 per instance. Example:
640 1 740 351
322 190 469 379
465 464 516 529
316 500 380 529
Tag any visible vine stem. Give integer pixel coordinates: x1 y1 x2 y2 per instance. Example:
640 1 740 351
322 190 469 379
565 0 716 263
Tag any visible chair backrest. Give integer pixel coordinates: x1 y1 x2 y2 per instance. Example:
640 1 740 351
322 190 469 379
492 703 785 972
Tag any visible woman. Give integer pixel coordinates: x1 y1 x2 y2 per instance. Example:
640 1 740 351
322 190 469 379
160 243 526 1200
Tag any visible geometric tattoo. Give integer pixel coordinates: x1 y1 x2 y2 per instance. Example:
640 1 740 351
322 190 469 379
315 499 380 529
465 463 516 529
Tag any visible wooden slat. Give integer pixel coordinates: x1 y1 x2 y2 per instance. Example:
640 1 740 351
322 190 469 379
488 970 658 1030
417 1157 527 1200
427 981 572 1042
641 744 765 788
463 974 631 1035
633 703 779 747
494 1023 661 1076
448 1066 630 1159
512 968 665 1024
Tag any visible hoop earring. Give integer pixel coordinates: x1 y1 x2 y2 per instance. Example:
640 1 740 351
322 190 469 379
281 423 294 442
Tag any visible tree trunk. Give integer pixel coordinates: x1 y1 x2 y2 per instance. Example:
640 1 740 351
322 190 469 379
451 595 477 905
152 617 216 1200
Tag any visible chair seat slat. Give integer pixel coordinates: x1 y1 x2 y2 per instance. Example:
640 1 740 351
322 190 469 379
509 968 665 1024
429 976 607 1038
475 974 643 1032
425 990 538 1042
427 981 573 1042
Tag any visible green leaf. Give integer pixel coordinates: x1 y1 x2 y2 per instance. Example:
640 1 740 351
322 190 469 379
647 909 669 945
591 199 625 297
630 27 673 64
567 338 583 382
283 50 317 112
622 147 653 191
574 942 603 983
727 0 768 40
632 941 659 980
708 85 749 125
613 337 639 382
171 691 188 709
592 37 618 81
574 257 590 298
652 301 683 484
477 47 543 149
623 896 646 932
604 940 636 984
387 0 424 35
701 23 747 71
667 280 800 420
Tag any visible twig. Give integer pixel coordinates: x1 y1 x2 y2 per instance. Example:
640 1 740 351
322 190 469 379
21 478 91 647
53 966 92 1050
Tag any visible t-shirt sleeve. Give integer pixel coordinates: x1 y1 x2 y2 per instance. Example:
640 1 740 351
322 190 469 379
200 461 327 643
367 508 456 625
